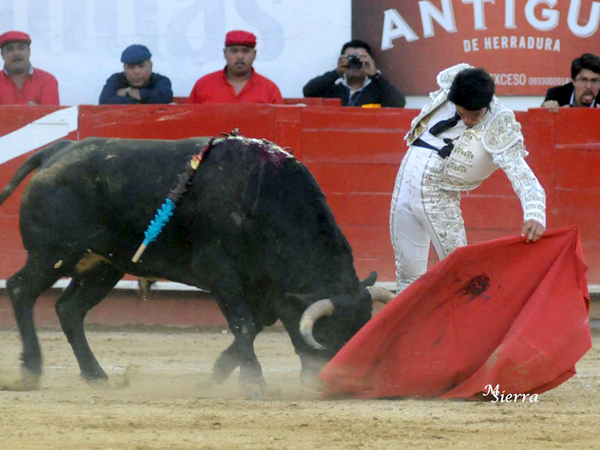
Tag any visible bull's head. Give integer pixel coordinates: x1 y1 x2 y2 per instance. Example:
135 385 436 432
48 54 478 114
287 272 395 387
299 272 394 352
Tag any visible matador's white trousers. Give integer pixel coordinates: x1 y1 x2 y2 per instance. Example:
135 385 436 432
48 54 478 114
390 146 467 292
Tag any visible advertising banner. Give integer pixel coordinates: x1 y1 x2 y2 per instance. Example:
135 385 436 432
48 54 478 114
352 0 600 95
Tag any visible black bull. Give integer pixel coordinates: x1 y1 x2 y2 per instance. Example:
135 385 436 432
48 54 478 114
0 135 388 394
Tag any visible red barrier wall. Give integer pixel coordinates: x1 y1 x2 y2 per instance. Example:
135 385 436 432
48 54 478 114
0 106 78 278
1 105 599 285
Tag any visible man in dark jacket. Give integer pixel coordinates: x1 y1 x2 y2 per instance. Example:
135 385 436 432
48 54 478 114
303 40 405 108
99 44 173 104
542 53 600 112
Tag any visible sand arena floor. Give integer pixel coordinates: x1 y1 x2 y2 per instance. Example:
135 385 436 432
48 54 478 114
0 327 599 450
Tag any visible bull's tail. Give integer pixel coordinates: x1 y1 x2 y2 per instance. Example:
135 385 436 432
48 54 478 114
0 140 74 206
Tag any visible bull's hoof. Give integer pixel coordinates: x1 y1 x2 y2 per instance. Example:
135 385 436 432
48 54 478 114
0 378 41 391
20 367 41 390
240 377 267 398
0 380 40 391
0 367 41 391
242 380 267 398
86 378 110 389
85 377 110 389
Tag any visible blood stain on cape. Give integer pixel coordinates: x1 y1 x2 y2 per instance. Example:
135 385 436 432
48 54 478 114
458 274 491 300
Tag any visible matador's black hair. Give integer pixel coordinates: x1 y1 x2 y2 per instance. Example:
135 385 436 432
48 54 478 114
448 68 495 111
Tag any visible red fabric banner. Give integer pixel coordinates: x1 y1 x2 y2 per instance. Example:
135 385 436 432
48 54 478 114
321 226 591 400
352 1 598 95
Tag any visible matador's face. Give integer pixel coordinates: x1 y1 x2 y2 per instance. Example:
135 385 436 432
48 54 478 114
455 105 488 128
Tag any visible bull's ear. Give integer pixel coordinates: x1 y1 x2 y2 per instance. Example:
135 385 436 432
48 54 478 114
359 271 378 288
285 292 317 308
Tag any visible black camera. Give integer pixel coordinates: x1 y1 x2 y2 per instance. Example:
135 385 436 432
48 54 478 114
347 54 363 70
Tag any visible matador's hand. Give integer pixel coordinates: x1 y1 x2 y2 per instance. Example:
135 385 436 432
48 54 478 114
521 219 545 243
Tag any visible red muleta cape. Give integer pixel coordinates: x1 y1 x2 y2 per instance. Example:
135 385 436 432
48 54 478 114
320 226 591 400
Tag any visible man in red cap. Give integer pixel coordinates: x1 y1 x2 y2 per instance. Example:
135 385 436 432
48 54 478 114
188 30 283 104
0 30 59 105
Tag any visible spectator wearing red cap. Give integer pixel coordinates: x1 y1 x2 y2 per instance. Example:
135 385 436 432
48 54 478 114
0 30 59 105
188 30 283 105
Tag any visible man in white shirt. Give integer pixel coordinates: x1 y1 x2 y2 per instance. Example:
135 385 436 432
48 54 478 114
390 64 546 292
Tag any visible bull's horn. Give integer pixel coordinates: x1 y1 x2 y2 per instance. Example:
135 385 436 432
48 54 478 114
368 285 395 304
299 299 334 351
359 271 377 288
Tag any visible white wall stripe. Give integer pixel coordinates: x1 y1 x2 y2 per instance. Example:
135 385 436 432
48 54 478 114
0 279 401 293
0 279 207 292
0 106 78 166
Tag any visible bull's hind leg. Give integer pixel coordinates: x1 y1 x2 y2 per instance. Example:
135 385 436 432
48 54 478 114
6 255 75 388
54 262 124 382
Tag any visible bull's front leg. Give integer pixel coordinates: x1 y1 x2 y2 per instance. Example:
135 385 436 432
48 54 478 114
211 341 239 384
220 301 265 397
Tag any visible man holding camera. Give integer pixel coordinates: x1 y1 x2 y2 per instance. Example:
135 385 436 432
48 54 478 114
303 39 405 108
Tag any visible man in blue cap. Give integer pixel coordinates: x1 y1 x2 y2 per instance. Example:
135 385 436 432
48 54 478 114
99 44 173 104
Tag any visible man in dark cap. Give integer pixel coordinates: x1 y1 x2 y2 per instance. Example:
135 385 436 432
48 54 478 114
0 30 59 105
99 44 173 104
188 30 283 104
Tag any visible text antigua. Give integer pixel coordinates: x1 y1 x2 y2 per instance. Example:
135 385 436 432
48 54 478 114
381 0 599 50
482 384 540 403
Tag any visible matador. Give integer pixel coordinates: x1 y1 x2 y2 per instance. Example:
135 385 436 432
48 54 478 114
390 64 546 292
